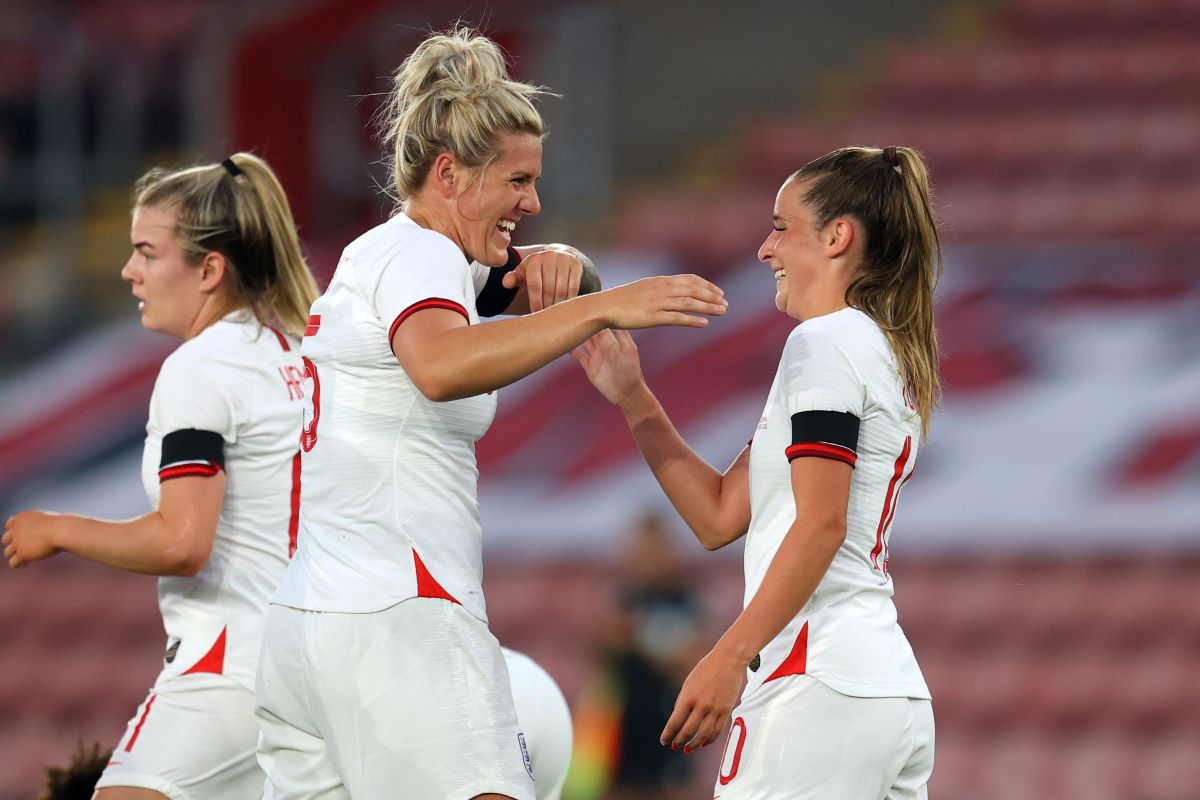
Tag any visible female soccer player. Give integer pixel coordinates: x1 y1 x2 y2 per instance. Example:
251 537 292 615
255 27 727 800
3 153 319 800
574 146 941 799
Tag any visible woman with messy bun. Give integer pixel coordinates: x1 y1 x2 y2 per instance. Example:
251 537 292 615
254 28 727 800
5 152 319 800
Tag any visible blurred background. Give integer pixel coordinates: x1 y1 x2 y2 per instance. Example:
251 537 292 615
1 0 1198 797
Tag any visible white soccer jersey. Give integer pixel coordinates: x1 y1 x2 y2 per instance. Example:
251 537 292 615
743 307 930 700
271 212 498 621
141 311 304 692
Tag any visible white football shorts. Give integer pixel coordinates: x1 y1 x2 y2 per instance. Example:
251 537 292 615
502 648 573 800
713 674 934 800
256 598 536 800
96 672 264 800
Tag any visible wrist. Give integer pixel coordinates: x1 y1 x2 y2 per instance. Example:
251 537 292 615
711 633 757 670
617 382 658 423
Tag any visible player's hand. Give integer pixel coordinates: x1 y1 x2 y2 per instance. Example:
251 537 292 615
602 275 727 330
502 246 583 312
3 511 66 568
661 646 745 753
572 329 645 407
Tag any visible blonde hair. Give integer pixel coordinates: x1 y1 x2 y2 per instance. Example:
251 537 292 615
380 27 547 201
793 146 943 439
133 153 319 339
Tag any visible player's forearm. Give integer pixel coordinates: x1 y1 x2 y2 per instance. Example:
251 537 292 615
54 512 210 577
712 515 845 667
409 293 609 401
619 384 746 549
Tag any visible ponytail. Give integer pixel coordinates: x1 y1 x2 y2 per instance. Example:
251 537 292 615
794 146 943 438
133 152 319 339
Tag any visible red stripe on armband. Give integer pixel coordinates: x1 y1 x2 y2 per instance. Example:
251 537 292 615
159 462 222 482
785 442 857 468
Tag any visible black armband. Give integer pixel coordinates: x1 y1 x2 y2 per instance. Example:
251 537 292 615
785 410 860 468
159 428 225 481
475 246 522 317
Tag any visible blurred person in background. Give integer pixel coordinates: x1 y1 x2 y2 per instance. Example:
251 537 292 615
574 146 941 799
603 513 707 800
255 27 727 800
3 152 319 800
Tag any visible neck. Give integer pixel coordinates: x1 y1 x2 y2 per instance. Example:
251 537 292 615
183 295 240 340
403 196 463 253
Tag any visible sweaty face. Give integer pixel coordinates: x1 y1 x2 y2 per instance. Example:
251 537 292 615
452 131 543 266
757 178 829 321
120 205 206 339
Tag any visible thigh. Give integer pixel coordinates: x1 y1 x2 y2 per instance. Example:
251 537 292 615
887 699 935 800
255 604 349 800
97 675 262 800
713 676 916 800
309 599 536 800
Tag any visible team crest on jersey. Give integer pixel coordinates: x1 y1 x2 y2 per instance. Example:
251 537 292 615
518 732 533 779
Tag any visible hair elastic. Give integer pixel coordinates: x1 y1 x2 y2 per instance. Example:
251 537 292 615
882 146 901 172
221 158 243 177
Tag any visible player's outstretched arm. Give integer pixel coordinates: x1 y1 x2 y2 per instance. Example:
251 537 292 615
661 455 851 752
573 329 750 550
3 474 224 576
498 244 601 315
394 274 727 402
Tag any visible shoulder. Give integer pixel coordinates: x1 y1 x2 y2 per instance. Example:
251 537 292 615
349 214 468 274
158 318 261 390
786 309 886 362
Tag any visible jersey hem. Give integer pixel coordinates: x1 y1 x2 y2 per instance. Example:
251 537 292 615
805 672 931 700
95 770 188 800
270 595 488 623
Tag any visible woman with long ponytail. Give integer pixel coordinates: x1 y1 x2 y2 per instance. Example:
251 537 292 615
4 152 319 800
574 145 942 798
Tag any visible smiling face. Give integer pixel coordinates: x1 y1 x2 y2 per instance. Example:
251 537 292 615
120 205 207 339
757 177 856 322
451 131 543 266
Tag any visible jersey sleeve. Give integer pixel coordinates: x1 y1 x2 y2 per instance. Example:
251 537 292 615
780 328 865 468
151 353 237 481
372 232 475 345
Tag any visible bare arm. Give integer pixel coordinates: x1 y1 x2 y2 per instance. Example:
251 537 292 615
4 473 225 576
573 329 750 549
394 275 726 402
661 455 853 751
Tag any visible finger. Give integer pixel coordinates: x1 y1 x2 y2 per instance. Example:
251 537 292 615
501 269 523 290
553 261 571 304
1 530 11 546
688 712 724 751
655 313 709 329
542 260 557 312
567 262 581 300
527 264 545 313
660 699 692 746
613 329 637 349
670 708 706 750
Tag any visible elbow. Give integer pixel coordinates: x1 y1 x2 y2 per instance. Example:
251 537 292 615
409 366 462 403
163 538 213 577
695 523 744 551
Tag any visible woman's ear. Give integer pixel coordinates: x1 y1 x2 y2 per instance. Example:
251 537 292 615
826 218 856 259
431 152 460 199
198 251 227 294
